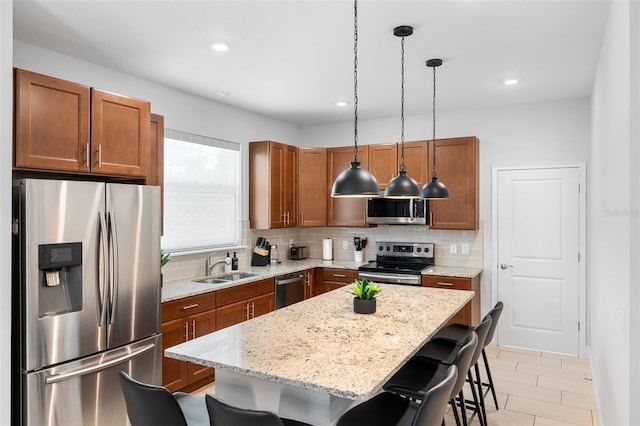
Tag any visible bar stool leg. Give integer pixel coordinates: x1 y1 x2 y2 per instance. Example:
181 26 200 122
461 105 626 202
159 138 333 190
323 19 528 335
466 369 485 426
474 363 488 425
482 348 499 410
450 397 461 426
458 389 468 426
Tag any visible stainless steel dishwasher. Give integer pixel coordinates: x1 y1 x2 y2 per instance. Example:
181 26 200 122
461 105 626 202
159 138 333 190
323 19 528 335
275 272 305 309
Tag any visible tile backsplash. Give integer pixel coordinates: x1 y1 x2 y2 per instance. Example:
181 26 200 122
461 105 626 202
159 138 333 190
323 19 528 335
161 221 483 283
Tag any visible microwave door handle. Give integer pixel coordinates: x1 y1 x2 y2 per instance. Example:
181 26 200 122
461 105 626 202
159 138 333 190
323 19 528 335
108 211 119 325
98 211 109 327
408 198 416 223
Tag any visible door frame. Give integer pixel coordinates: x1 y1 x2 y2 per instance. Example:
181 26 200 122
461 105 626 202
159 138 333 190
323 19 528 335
491 164 587 357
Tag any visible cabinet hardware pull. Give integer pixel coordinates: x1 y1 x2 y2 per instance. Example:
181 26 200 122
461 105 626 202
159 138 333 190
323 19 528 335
245 303 250 320
437 282 454 287
300 211 304 225
97 144 102 168
251 302 255 318
333 274 346 278
85 143 89 167
191 320 196 339
181 303 199 310
429 212 433 227
184 321 189 341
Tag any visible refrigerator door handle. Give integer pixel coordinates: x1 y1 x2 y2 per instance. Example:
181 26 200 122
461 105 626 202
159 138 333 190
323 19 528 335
98 211 109 327
108 211 119 325
44 343 156 385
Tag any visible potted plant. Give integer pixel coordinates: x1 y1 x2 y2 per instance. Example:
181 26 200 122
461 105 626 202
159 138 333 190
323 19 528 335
351 278 381 314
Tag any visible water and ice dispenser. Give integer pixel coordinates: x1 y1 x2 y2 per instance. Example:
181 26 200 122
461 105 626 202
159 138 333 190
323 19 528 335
38 242 83 317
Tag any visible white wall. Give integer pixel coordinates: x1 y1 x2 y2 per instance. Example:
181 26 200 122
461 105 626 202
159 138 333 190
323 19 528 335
13 40 303 222
302 98 591 314
589 1 638 424
0 1 12 423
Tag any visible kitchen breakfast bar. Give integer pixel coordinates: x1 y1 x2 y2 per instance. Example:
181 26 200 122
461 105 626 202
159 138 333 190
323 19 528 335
165 284 473 425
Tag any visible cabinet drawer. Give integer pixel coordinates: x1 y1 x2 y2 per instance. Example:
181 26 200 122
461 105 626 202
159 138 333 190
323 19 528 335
322 269 358 283
161 292 216 322
216 278 274 307
422 275 471 291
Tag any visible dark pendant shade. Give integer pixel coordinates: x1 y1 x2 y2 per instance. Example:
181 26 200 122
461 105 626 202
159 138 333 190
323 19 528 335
331 161 380 197
384 170 421 199
421 176 450 199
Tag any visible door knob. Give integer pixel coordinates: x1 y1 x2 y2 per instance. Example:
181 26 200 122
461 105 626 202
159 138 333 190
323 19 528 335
500 264 514 270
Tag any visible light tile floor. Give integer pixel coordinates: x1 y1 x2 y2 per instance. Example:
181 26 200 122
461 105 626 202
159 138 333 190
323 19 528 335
193 346 597 426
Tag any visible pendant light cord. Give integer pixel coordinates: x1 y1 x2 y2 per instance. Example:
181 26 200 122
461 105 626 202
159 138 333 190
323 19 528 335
353 0 359 163
431 63 437 179
399 34 406 172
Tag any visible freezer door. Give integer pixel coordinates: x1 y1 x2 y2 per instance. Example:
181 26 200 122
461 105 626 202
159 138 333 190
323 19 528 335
18 179 107 372
23 334 161 426
106 184 161 348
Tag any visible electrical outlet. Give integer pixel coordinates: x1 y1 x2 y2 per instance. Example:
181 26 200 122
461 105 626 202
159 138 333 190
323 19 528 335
343 240 349 250
461 243 469 255
450 243 457 254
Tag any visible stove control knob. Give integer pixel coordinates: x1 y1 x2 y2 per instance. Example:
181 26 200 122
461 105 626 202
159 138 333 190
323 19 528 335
379 246 384 251
424 246 430 253
416 247 422 253
386 246 391 251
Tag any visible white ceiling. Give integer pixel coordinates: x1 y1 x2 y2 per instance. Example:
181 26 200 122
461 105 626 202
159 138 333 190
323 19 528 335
13 0 610 127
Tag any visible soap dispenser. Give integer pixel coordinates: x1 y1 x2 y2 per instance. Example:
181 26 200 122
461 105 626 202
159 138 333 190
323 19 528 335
224 252 232 273
231 252 238 270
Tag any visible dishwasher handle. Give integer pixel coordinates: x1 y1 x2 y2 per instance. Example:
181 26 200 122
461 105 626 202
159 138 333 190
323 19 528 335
276 273 304 286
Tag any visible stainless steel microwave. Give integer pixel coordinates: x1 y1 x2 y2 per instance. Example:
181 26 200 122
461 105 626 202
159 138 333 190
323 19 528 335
365 196 427 225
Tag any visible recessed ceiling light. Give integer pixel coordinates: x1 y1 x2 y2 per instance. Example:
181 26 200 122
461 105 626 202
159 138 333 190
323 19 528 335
336 101 348 107
504 79 519 86
210 41 230 52
216 91 231 97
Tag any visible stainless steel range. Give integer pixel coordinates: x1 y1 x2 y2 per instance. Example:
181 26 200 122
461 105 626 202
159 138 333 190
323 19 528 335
358 241 434 286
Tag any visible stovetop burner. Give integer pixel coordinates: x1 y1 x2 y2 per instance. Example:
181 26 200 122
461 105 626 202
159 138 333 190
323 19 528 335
358 261 425 275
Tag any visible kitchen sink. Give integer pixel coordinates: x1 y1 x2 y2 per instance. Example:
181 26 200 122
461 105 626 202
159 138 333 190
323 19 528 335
218 272 259 281
193 272 259 285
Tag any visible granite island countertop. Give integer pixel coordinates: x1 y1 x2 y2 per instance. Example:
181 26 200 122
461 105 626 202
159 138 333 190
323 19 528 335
165 284 473 400
162 259 482 303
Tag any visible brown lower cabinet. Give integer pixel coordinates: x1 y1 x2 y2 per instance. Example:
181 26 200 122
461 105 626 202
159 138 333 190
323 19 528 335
421 275 480 326
216 278 275 329
161 292 216 393
315 268 358 296
303 268 316 299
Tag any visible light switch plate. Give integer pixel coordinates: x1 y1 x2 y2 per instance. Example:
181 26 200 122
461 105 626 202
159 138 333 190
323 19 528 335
461 243 469 255
343 240 349 250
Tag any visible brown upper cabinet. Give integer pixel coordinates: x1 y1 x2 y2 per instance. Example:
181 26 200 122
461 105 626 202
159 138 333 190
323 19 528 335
249 141 298 229
298 147 327 227
326 146 370 227
368 143 397 190
401 140 431 188
148 113 165 234
428 136 479 230
13 68 151 178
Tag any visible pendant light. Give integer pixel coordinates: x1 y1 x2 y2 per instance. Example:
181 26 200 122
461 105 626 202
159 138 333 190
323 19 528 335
420 58 450 199
331 0 380 198
384 25 421 199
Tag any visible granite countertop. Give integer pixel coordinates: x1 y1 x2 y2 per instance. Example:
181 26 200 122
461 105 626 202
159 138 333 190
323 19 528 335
162 259 482 303
165 284 474 400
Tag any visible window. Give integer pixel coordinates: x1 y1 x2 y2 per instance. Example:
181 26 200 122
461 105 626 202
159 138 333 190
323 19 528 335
161 129 241 253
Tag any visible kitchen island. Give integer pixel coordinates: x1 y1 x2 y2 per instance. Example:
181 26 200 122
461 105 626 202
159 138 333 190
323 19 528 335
165 284 473 425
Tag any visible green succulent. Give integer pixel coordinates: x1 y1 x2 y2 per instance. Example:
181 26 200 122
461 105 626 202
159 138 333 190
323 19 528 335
351 278 381 300
160 250 171 267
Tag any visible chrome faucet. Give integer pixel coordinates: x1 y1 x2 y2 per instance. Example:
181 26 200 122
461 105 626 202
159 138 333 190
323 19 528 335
207 255 231 276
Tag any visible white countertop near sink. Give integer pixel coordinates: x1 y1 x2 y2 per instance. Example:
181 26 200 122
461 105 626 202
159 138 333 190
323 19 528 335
161 259 482 303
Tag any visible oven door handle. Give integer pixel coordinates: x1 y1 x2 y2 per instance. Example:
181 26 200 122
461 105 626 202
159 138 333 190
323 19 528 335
358 272 422 286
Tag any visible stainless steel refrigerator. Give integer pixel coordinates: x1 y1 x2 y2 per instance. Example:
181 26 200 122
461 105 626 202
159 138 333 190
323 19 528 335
12 179 162 426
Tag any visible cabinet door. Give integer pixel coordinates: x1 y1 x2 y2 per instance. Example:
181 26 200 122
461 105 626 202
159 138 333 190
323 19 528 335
402 140 430 187
186 310 216 383
283 144 298 227
422 275 480 326
250 293 275 318
14 68 90 173
369 143 397 189
161 318 188 392
303 269 315 299
298 148 327 227
327 146 370 227
269 142 286 228
91 88 150 177
216 300 249 330
148 113 164 234
428 137 478 230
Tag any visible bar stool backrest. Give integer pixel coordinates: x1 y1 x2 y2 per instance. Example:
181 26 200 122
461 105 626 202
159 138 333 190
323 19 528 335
450 332 478 396
484 301 504 347
412 365 458 426
471 315 492 365
118 371 188 426
205 394 286 426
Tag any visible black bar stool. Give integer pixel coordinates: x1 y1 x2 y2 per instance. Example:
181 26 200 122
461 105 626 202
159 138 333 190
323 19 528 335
205 394 312 426
119 371 209 426
384 332 478 426
337 365 458 426
434 301 504 411
415 315 493 426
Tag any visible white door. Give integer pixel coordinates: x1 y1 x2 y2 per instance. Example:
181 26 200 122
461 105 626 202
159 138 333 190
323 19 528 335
496 167 581 355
